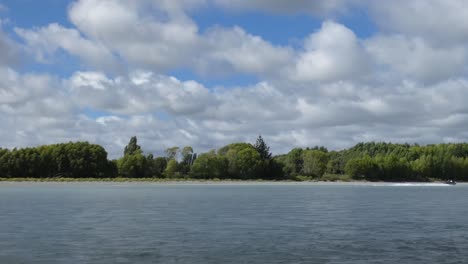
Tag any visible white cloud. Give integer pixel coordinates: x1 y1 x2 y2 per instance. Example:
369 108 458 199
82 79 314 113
292 21 370 82
68 0 202 71
366 35 467 83
0 21 17 66
370 0 468 45
70 71 113 90
213 0 350 16
200 26 293 77
4 0 468 159
0 66 74 148
3 65 468 157
17 0 293 78
15 23 116 69
68 71 214 115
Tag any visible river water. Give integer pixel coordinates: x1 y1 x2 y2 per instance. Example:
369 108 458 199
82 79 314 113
0 182 467 263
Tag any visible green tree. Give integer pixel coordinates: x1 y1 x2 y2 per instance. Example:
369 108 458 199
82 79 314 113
165 147 179 160
164 159 179 178
117 153 147 178
190 151 228 179
225 146 263 179
181 146 195 164
302 150 329 177
178 146 196 176
124 136 142 156
152 157 168 177
275 148 304 176
254 135 272 160
345 156 380 181
375 154 411 181
326 158 342 174
218 143 252 156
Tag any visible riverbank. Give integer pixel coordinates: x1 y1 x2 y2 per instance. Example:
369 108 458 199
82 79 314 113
0 177 314 183
0 174 353 183
0 177 461 184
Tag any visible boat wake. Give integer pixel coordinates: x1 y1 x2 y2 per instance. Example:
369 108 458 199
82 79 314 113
389 183 450 187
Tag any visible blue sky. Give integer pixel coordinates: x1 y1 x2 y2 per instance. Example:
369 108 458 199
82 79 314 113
2 0 377 85
0 0 468 158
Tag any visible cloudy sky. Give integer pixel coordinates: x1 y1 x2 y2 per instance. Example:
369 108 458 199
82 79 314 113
1 0 468 158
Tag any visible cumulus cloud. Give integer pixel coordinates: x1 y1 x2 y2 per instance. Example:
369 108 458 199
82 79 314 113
67 0 202 70
370 0 468 45
68 71 214 115
366 35 467 83
15 23 116 69
292 21 370 82
3 0 468 158
200 26 293 77
3 65 468 157
213 0 350 16
0 67 73 148
17 0 293 78
0 20 17 66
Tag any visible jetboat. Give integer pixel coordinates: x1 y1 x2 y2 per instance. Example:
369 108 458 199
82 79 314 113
445 180 456 185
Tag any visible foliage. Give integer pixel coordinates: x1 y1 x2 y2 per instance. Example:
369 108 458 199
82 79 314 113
345 156 380 180
164 159 179 178
224 144 263 179
179 146 197 175
190 151 228 179
302 150 329 177
254 135 272 160
117 153 147 178
124 136 142 156
165 147 179 160
2 138 468 181
287 148 304 176
152 157 168 177
0 142 115 178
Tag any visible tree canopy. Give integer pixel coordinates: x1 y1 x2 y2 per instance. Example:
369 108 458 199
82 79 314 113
2 139 468 182
124 136 142 156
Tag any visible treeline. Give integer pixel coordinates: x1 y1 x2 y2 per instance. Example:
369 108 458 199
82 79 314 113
276 142 468 181
116 136 283 180
1 138 468 181
0 142 117 178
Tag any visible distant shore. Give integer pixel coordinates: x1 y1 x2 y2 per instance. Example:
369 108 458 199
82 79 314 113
0 177 320 183
0 177 462 184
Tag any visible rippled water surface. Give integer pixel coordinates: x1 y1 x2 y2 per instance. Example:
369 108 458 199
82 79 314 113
1 182 467 263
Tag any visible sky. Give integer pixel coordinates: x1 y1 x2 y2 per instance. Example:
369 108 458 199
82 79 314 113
1 0 468 158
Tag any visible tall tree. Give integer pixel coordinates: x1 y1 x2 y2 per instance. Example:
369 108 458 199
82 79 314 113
302 150 329 177
254 135 272 160
190 151 228 179
181 146 195 165
165 147 179 160
124 136 142 156
117 153 147 178
286 148 304 176
164 159 179 178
